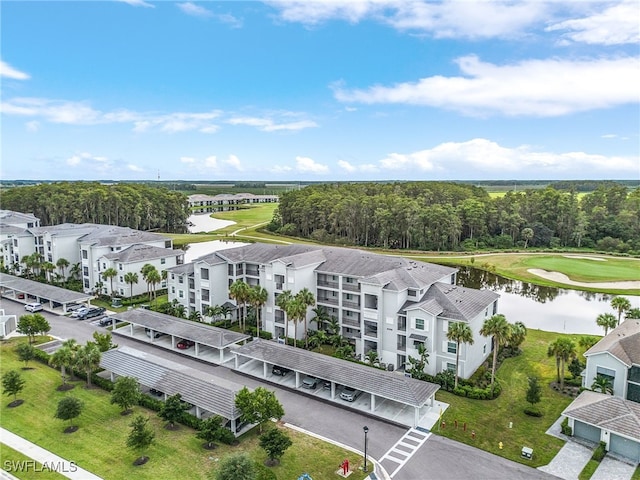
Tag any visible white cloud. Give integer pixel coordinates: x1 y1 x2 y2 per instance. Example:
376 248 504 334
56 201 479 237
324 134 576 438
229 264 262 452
227 115 317 132
127 164 145 172
65 152 114 173
25 121 39 132
338 159 380 173
333 55 640 117
269 165 293 174
119 0 155 8
226 155 243 170
338 160 357 173
0 60 30 80
295 156 329 174
269 0 548 39
180 156 196 164
177 2 213 18
214 13 243 28
204 156 218 168
377 138 639 175
546 1 640 45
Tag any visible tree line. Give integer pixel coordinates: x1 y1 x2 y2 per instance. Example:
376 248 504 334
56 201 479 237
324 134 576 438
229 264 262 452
268 182 640 254
1 182 190 233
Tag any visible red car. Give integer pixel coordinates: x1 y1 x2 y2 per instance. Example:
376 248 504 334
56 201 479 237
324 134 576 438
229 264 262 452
176 339 195 350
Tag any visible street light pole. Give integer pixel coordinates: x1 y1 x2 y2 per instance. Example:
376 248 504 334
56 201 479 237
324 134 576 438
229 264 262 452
363 426 369 472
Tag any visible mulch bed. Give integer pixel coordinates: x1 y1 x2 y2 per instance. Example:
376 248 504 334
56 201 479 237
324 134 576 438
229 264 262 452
64 426 79 434
133 456 149 466
7 399 24 408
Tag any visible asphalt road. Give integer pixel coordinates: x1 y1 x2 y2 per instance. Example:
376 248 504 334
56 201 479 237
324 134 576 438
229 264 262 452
1 298 558 480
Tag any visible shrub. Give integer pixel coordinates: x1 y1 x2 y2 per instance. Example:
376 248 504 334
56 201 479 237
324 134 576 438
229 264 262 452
524 407 543 417
560 417 572 436
591 441 607 462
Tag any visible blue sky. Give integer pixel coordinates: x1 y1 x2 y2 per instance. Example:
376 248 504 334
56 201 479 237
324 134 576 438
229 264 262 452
1 0 639 181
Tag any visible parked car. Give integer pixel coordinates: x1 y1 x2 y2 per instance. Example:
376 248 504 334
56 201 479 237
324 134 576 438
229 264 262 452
66 302 84 312
24 302 43 312
323 380 332 390
176 339 195 349
17 293 25 299
77 307 106 319
272 365 291 376
340 386 363 402
149 388 163 397
145 328 165 339
98 316 113 327
301 376 320 389
71 307 90 318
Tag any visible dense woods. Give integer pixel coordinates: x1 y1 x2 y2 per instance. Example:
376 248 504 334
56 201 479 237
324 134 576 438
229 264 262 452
269 182 640 254
1 182 190 233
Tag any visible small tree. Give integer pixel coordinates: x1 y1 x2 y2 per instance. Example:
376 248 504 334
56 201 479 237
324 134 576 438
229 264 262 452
159 393 189 429
16 314 47 344
54 396 83 432
591 375 614 395
126 415 155 465
15 343 36 368
215 454 255 480
235 386 284 433
92 331 117 352
102 267 118 298
111 376 141 415
196 416 226 449
259 427 292 466
526 376 542 408
568 358 584 379
407 343 430 380
2 370 26 406
75 342 101 388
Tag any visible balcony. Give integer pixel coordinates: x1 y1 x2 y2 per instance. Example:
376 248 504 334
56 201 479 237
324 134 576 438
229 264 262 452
317 297 339 306
317 279 339 289
342 329 361 340
342 318 360 328
246 268 260 277
396 342 406 352
364 327 378 338
342 282 360 292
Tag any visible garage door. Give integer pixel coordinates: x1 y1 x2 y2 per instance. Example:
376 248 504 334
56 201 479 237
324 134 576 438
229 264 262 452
574 421 601 443
609 433 640 463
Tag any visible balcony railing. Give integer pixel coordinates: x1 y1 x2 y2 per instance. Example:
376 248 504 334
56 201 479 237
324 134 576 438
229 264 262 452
342 300 361 309
246 268 260 277
342 282 360 292
317 279 339 289
317 297 339 306
342 318 360 328
397 343 406 352
342 330 360 339
364 328 378 337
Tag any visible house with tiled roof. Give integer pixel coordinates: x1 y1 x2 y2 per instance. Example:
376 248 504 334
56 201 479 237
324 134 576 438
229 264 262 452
167 243 499 378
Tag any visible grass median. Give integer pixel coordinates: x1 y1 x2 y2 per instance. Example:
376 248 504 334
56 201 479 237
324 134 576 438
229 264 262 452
0 337 367 480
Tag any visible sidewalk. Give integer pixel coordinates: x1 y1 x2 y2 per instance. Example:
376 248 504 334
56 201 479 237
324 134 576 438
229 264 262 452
1 428 102 480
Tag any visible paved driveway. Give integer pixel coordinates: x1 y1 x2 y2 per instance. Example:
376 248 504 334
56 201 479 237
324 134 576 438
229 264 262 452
1 298 561 480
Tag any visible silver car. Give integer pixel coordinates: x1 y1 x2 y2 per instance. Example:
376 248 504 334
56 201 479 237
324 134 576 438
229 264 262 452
340 386 362 402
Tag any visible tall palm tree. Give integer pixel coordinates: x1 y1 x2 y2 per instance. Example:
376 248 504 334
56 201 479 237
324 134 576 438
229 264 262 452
56 257 70 285
49 343 77 387
547 338 576 390
507 321 527 350
69 262 81 281
75 342 101 388
596 313 617 336
447 322 475 389
626 307 640 319
479 314 510 386
124 272 139 301
286 297 307 348
146 269 162 305
102 267 118 298
249 286 268 339
296 288 316 349
610 296 631 326
140 263 156 300
229 280 250 332
311 306 330 332
275 290 293 341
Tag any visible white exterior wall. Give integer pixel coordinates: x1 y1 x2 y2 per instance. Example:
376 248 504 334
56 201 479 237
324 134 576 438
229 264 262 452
2 232 36 272
405 308 437 375
584 352 628 398
48 234 82 270
288 264 318 340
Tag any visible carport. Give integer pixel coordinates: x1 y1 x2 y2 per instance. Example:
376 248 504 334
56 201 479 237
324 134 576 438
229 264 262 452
563 391 640 463
233 339 440 428
100 346 246 435
0 272 93 313
110 308 250 364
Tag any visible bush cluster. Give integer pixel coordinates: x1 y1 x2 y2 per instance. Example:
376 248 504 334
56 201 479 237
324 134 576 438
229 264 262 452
452 383 502 400
523 407 543 417
592 441 607 462
560 417 572 436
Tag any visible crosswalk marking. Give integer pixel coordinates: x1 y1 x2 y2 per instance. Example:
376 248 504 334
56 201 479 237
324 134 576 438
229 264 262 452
379 428 431 478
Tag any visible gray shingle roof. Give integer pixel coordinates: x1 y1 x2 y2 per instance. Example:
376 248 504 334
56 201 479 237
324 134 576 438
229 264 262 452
0 210 38 224
0 273 92 304
103 244 183 263
585 320 640 366
234 339 439 407
79 225 169 246
166 262 195 275
29 223 100 237
112 308 249 347
563 390 640 441
100 346 241 419
422 283 499 322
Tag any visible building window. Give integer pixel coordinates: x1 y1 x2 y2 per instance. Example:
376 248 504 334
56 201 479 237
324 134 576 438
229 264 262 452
447 342 457 354
83 266 89 276
178 276 184 284
483 344 487 354
596 366 616 383
178 290 184 298
119 263 123 270
84 279 90 288
415 318 425 330
408 290 416 297
201 268 209 280
171 286 175 294
161 258 166 264
119 276 123 282
171 273 175 280
82 250 88 259
364 294 378 309
446 362 456 372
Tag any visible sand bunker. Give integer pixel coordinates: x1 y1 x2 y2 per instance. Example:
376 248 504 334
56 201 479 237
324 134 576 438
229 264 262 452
562 255 606 261
528 269 640 290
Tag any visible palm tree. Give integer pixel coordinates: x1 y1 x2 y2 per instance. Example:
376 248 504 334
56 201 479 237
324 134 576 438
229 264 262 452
447 322 474 389
479 314 510 386
102 267 118 298
56 257 70 285
275 290 293 341
146 269 162 305
140 263 156 300
591 375 614 395
507 321 527 350
364 349 379 365
249 286 268 339
188 310 202 322
286 297 307 348
547 338 576 390
219 304 232 322
596 313 617 336
307 329 327 350
626 307 640 319
49 343 77 387
75 342 101 388
295 288 315 349
229 280 251 332
311 306 330 332
124 272 139 301
69 262 81 281
610 296 631 326
205 305 222 322
41 261 56 283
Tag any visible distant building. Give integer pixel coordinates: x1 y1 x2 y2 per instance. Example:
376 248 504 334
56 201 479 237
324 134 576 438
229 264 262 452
167 243 499 378
0 210 41 271
187 193 278 212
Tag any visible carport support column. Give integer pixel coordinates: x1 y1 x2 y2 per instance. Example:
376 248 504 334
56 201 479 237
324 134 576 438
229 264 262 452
295 371 301 388
219 348 223 363
195 406 201 419
195 343 199 356
129 323 134 335
263 362 268 378
414 406 420 427
371 394 376 412
110 372 115 382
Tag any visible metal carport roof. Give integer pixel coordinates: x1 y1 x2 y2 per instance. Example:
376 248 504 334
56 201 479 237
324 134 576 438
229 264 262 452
234 339 439 407
100 346 241 419
112 308 250 348
0 273 92 304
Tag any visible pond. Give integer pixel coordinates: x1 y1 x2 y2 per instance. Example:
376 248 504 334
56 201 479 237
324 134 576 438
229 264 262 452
456 266 640 335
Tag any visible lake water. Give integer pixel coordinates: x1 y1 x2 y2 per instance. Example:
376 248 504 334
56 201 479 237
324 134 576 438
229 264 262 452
456 267 640 335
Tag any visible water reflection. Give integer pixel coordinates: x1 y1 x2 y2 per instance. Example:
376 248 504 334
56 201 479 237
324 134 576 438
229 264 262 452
456 266 639 335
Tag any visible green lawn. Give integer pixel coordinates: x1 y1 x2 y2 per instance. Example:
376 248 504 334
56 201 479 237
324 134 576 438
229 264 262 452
436 329 595 467
0 338 366 480
1 444 66 480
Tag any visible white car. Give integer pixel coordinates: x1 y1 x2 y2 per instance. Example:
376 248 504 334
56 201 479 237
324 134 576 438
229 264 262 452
71 307 89 318
340 386 363 402
24 302 43 312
